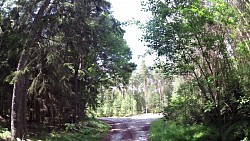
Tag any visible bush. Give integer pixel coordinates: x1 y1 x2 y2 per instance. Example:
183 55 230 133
164 81 203 124
43 119 110 141
0 126 10 140
150 119 219 141
223 119 250 141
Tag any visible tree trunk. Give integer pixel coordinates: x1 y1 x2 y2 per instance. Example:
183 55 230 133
35 99 41 124
144 77 148 114
0 91 3 116
11 0 52 139
11 50 29 140
73 63 80 123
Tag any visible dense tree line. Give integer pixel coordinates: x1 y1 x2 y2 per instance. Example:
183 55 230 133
0 0 135 140
96 61 173 117
143 0 250 140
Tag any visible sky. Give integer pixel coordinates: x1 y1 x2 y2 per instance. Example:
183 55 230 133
107 0 156 68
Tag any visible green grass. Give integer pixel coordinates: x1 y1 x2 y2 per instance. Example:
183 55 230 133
41 119 110 141
1 119 110 141
149 119 219 141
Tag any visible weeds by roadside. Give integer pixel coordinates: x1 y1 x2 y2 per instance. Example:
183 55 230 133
149 118 218 141
0 118 110 141
42 119 110 141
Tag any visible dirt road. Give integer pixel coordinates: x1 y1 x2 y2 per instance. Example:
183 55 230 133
99 114 162 141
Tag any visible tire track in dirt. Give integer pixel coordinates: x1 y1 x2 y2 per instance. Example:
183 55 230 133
99 114 162 141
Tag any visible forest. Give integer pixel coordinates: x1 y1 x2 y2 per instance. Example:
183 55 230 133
0 0 136 140
143 0 250 140
0 0 250 141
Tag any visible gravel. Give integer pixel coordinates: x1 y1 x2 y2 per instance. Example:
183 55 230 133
98 113 163 141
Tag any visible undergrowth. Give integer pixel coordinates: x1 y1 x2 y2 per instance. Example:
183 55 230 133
149 118 218 141
0 118 110 141
42 118 110 141
0 126 10 140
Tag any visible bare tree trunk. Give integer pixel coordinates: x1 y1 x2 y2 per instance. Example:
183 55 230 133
0 91 3 116
35 99 41 124
73 64 79 123
11 50 29 140
144 77 148 114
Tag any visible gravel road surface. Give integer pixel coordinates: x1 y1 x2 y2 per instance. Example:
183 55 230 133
98 114 162 141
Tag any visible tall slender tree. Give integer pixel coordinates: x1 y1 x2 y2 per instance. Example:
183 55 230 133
1 0 135 140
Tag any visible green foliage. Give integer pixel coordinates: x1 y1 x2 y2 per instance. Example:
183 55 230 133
165 80 202 124
65 123 77 132
43 119 110 141
143 0 250 140
148 92 161 113
0 0 136 131
0 126 10 140
150 119 219 141
112 92 123 116
223 120 250 141
96 89 139 117
133 93 146 114
96 65 172 117
0 0 136 139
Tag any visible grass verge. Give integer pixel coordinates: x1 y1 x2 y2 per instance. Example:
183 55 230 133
149 118 218 141
41 119 110 141
1 118 110 141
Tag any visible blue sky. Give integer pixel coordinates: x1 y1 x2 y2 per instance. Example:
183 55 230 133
107 0 157 67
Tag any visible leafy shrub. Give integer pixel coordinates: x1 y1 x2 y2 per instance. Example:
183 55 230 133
0 126 10 140
44 119 110 141
164 81 203 124
150 119 219 141
65 123 77 132
223 119 250 141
